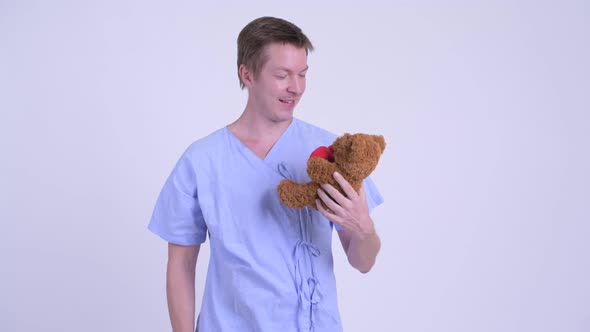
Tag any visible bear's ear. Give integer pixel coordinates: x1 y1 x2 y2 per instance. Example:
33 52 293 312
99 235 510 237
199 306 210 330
350 137 366 153
334 133 352 151
372 135 386 153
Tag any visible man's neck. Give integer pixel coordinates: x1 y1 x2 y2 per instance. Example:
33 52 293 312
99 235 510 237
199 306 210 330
226 108 294 160
228 109 292 143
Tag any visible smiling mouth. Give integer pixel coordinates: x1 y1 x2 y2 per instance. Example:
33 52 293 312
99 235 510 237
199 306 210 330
279 98 295 104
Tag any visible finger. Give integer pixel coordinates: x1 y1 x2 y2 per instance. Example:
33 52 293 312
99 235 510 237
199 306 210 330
316 199 343 225
359 184 367 201
333 172 358 199
317 187 344 214
316 198 329 216
320 183 347 205
316 199 335 217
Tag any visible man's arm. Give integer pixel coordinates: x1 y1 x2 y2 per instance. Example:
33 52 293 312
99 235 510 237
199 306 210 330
336 220 381 273
317 172 381 273
167 243 200 332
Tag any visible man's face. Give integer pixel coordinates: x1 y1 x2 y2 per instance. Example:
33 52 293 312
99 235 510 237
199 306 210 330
247 42 308 123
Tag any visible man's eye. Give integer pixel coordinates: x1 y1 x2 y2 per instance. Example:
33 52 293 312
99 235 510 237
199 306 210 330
299 74 306 78
275 75 287 79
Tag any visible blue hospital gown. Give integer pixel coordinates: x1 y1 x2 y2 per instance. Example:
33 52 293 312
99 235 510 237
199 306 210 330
148 118 383 332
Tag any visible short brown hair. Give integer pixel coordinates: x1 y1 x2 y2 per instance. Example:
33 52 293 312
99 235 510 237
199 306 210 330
237 16 314 89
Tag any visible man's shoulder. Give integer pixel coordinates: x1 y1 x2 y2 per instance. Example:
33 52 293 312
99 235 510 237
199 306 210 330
181 127 227 160
293 118 338 143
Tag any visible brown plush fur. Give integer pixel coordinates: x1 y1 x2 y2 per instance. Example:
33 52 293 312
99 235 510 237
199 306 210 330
277 133 386 209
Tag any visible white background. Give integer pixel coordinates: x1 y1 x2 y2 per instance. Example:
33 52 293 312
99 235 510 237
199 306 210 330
1 1 589 331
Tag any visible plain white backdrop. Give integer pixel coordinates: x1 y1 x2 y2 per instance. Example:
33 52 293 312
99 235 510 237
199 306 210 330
1 1 589 331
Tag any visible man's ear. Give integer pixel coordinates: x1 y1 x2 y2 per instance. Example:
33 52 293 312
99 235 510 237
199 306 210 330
239 64 253 89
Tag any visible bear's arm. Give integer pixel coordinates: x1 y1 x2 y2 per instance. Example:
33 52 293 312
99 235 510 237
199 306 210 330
307 158 338 186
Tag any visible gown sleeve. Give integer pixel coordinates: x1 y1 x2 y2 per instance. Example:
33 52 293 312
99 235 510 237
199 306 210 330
148 149 208 245
363 176 384 213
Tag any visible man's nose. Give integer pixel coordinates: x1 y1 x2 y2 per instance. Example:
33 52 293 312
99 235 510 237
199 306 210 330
287 76 304 95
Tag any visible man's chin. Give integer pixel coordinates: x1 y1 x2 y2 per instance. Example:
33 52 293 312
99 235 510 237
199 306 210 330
271 111 294 124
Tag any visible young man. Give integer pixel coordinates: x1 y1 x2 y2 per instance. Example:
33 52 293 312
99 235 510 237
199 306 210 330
148 17 383 332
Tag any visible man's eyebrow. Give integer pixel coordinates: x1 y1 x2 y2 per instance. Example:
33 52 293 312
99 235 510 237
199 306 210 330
274 66 309 73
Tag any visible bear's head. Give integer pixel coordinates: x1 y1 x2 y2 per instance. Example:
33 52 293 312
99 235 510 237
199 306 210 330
332 133 386 182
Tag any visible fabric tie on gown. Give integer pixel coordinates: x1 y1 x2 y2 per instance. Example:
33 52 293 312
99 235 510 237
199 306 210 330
278 162 338 331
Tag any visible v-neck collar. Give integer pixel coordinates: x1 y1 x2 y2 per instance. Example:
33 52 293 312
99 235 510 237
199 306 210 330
224 118 297 168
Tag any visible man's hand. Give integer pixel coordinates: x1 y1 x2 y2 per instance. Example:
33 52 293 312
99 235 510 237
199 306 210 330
315 172 375 239
316 172 381 273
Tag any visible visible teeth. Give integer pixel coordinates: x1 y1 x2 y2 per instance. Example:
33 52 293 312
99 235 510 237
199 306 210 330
280 99 294 104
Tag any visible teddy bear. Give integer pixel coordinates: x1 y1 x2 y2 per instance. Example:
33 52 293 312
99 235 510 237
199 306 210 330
277 133 386 209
